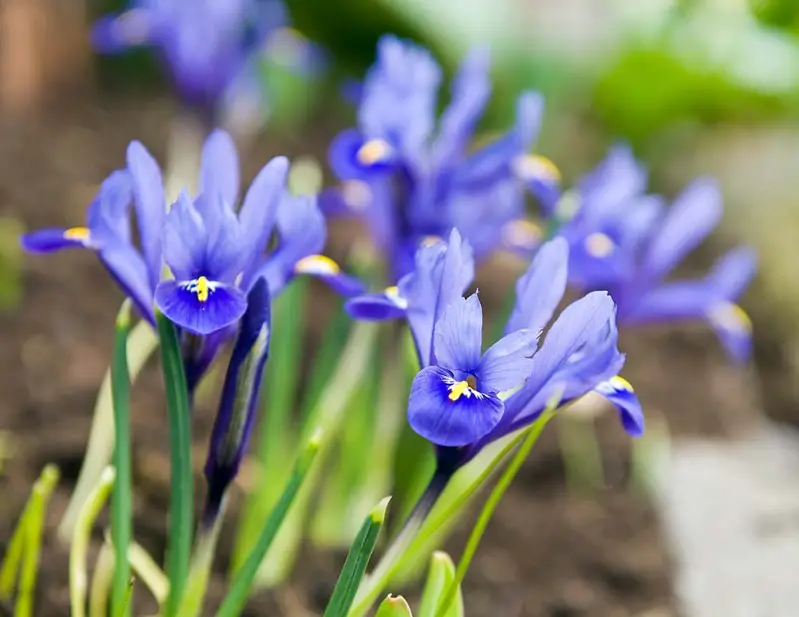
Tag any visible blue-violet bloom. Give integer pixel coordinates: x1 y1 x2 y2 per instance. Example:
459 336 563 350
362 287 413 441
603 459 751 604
552 145 757 363
322 35 560 279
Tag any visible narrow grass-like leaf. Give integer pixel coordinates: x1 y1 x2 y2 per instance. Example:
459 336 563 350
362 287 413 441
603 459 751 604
11 465 59 617
60 320 158 542
89 540 114 617
178 502 227 617
216 431 322 617
110 301 133 617
156 312 194 617
375 595 413 617
418 552 462 617
323 497 391 617
71 467 115 617
128 541 168 605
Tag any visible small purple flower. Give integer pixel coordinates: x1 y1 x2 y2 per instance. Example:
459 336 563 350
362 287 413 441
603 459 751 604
92 0 287 112
322 35 560 279
22 130 361 386
552 145 757 363
348 232 643 462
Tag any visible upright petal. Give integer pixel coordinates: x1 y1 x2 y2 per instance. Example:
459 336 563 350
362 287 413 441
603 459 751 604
194 192 247 281
505 237 569 335
162 192 207 280
477 328 538 394
91 10 153 53
643 178 722 283
200 129 240 207
155 278 247 335
204 278 271 517
578 144 648 225
408 366 503 447
127 140 165 285
85 169 135 245
433 46 491 165
433 294 483 373
707 246 757 300
238 156 290 258
594 376 644 437
99 243 155 325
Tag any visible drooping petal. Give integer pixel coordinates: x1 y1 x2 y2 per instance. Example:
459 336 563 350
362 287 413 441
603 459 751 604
433 293 483 373
408 365 504 447
706 301 753 364
707 246 757 300
155 278 247 335
593 376 644 437
161 191 207 281
293 254 366 297
643 177 722 283
346 289 408 321
21 228 91 252
505 237 569 335
127 140 166 285
91 10 153 53
433 45 491 165
477 328 538 394
238 155 290 259
622 280 717 324
200 129 240 207
578 144 648 225
204 277 271 517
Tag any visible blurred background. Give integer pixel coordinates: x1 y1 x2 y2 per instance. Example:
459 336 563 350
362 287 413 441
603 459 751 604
1 0 799 615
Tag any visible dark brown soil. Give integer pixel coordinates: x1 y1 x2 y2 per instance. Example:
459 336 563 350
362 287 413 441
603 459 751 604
0 96 762 617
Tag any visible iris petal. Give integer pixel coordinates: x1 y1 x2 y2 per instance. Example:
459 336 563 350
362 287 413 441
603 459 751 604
643 177 722 283
293 254 365 296
408 366 504 447
155 279 247 335
433 293 483 372
200 129 240 207
707 246 757 300
707 301 753 364
162 192 206 281
91 10 152 53
505 237 569 335
594 376 644 437
127 140 165 284
21 228 90 252
346 290 408 321
238 155 289 259
477 328 538 394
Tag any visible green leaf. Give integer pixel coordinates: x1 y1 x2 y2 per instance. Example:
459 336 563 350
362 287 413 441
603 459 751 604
216 431 322 617
156 312 194 617
110 302 133 617
375 595 414 617
418 552 462 617
323 497 391 617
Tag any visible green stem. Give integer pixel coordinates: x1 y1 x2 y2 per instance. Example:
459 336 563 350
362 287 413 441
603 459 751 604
58 320 158 542
89 540 114 617
178 502 227 617
216 431 322 617
156 313 194 617
110 302 133 617
436 410 556 617
70 467 115 617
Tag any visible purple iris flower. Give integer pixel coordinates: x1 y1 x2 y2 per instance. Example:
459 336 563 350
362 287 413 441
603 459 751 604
347 231 642 467
22 130 361 387
322 35 560 279
552 145 757 363
92 0 286 113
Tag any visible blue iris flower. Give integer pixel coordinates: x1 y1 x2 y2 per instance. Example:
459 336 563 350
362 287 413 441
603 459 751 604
322 35 560 279
22 130 361 385
91 0 286 113
552 145 757 363
347 231 643 462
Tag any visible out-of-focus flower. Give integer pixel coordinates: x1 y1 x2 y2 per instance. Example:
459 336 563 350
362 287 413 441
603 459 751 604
322 35 560 279
22 130 361 387
348 232 642 467
552 145 757 363
91 0 287 112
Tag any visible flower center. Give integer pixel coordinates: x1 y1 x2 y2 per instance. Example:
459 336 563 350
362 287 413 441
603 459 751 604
187 276 213 303
448 375 478 402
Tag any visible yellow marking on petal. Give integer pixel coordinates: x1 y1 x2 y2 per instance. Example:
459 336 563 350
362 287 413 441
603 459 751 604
708 302 752 332
610 375 634 392
195 276 210 303
421 235 443 247
64 227 91 242
584 232 616 258
555 189 582 221
448 380 470 401
295 254 340 276
503 219 542 250
341 180 372 211
356 139 393 166
512 154 562 182
384 285 408 309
